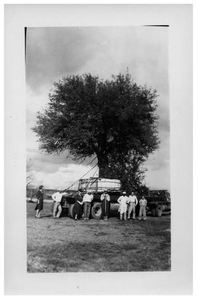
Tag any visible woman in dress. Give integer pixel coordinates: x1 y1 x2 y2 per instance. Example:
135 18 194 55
35 185 44 218
73 190 83 220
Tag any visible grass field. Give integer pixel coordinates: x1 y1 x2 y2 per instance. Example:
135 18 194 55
27 202 171 272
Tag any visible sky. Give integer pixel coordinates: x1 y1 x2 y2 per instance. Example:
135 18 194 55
26 26 170 190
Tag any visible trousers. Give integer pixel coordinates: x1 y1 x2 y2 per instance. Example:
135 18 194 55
138 206 147 220
128 203 136 219
53 202 62 218
120 212 127 220
101 200 110 218
84 202 91 219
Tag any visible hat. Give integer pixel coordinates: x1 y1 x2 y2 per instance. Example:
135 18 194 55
39 185 44 189
122 191 126 195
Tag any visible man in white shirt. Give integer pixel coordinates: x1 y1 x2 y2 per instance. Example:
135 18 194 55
82 190 94 220
127 192 138 220
52 190 67 218
138 195 147 221
117 191 129 220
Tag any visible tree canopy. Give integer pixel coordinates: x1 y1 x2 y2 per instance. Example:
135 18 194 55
33 73 159 192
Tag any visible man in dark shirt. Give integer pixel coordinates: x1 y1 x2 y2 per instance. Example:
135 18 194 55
100 190 110 221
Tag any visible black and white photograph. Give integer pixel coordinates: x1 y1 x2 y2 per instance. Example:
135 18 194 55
4 4 193 295
26 25 171 273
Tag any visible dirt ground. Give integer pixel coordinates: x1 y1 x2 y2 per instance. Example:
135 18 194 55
27 202 171 272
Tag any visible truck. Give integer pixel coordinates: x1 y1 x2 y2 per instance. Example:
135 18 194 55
61 177 121 219
144 189 171 217
61 177 171 219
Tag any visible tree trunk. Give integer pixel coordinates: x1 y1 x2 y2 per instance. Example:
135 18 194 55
97 154 109 178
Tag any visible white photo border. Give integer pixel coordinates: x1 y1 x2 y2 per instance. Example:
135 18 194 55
4 4 193 295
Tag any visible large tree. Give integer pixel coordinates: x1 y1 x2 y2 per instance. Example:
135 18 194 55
33 73 159 189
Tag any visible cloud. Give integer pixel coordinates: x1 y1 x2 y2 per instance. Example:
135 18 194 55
143 167 170 190
144 134 170 172
159 115 170 135
27 145 96 174
32 163 99 190
144 137 170 190
26 27 99 93
27 144 98 189
77 27 169 90
27 148 72 172
26 27 169 94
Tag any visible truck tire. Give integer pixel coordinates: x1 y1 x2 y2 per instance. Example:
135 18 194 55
155 204 163 217
91 203 102 220
69 204 74 218
151 208 156 217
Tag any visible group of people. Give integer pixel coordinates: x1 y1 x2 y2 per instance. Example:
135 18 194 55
71 189 147 221
117 191 147 221
35 186 147 221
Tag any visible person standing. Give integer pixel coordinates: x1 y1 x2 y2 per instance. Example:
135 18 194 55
52 190 67 218
138 195 147 221
82 190 93 220
100 190 110 221
35 185 44 218
127 191 138 220
117 191 129 220
73 190 83 220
